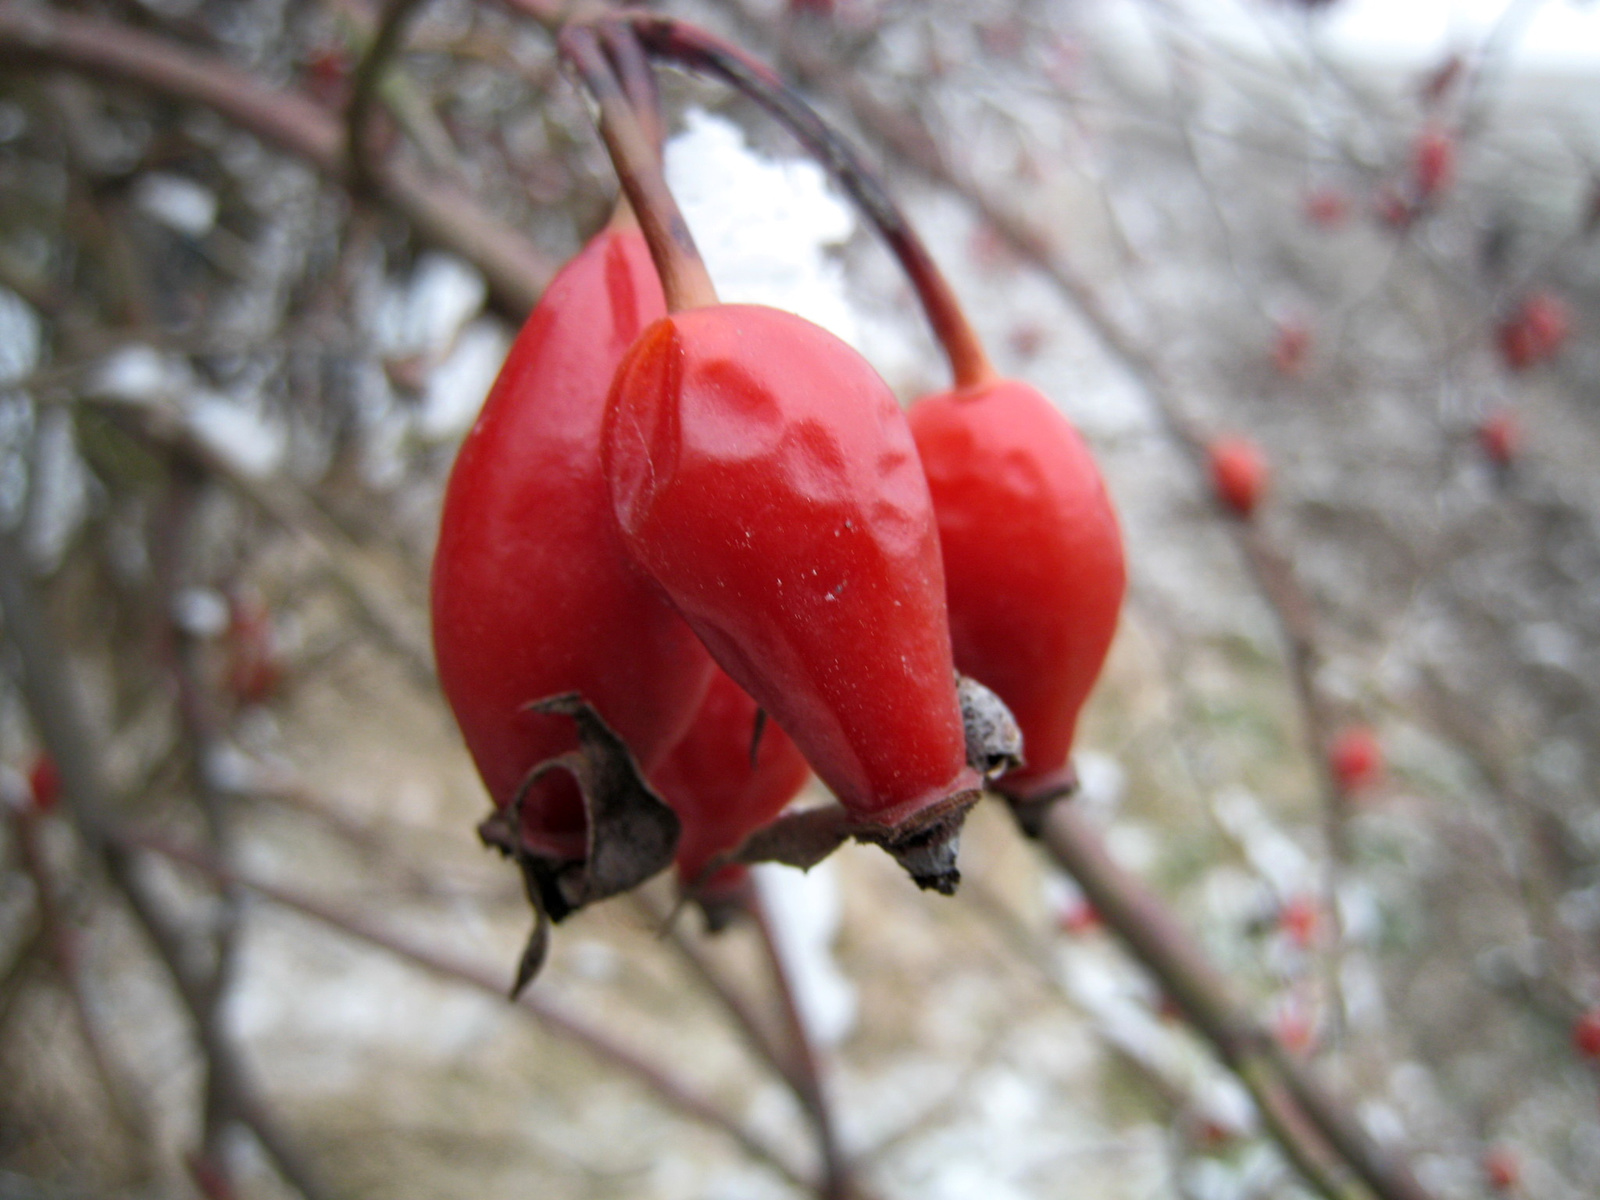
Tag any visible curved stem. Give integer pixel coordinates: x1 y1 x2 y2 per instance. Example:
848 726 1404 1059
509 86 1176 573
559 21 717 311
621 13 994 388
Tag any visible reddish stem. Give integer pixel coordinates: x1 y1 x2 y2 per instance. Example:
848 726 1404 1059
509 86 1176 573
558 21 717 312
620 13 994 388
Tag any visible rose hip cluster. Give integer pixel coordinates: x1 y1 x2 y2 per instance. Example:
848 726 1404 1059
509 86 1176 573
430 18 1124 986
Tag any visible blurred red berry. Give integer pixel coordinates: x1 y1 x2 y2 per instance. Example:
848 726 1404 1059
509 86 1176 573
1412 126 1455 200
1498 292 1571 372
1575 1008 1600 1059
1483 1146 1519 1192
1272 318 1312 377
1476 410 1521 467
304 46 352 107
1208 436 1269 518
1375 185 1415 231
1274 1003 1315 1053
225 594 282 706
26 754 59 814
1303 186 1351 230
1330 725 1383 794
1279 895 1321 950
1057 899 1101 935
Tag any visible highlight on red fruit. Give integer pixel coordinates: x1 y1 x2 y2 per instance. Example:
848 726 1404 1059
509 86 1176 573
1498 291 1571 372
1207 436 1269 518
1329 725 1383 795
1412 125 1455 200
26 754 59 814
1476 409 1521 467
1482 1146 1520 1193
1574 1007 1600 1060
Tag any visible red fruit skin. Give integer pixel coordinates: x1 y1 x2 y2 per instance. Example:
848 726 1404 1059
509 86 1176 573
225 594 282 705
1483 1147 1519 1192
604 305 980 833
1574 1008 1600 1060
1330 725 1383 794
26 754 59 814
909 379 1125 800
652 668 811 896
1413 126 1455 199
1279 895 1321 950
1273 319 1312 377
1499 292 1571 371
1208 437 1268 518
431 229 715 859
1303 186 1350 229
1477 411 1521 467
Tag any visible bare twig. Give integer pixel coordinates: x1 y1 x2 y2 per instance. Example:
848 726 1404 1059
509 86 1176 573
8 808 153 1170
558 20 718 311
747 886 858 1200
1038 803 1434 1200
129 832 814 1192
151 467 247 1180
0 1 553 318
0 532 333 1200
346 0 435 191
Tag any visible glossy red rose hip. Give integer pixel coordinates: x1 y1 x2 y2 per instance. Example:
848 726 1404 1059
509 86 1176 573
603 304 980 838
431 227 714 861
909 378 1124 803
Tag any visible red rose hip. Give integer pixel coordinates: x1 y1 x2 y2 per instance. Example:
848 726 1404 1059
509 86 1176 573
604 304 982 880
910 378 1124 806
1208 436 1269 518
431 225 714 866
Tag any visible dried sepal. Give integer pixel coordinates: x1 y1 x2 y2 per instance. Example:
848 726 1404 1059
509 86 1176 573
958 673 1024 778
477 692 680 994
722 784 982 896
